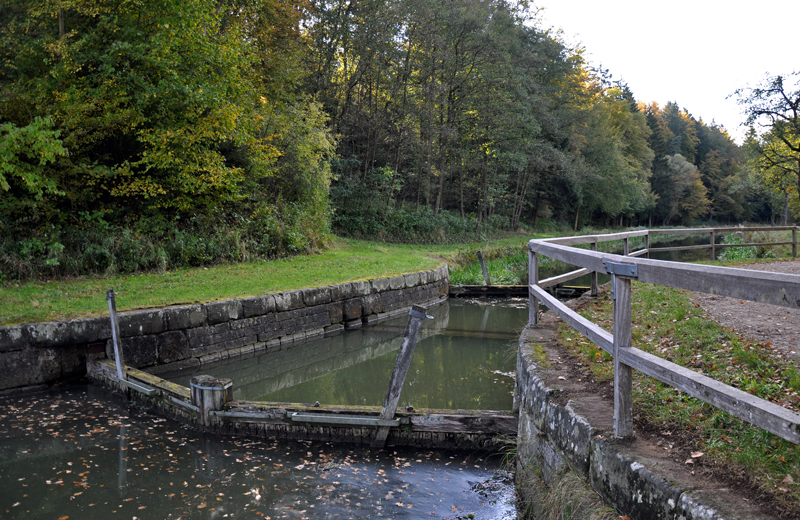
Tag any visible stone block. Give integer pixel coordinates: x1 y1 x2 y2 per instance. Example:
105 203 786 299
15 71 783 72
404 272 421 288
118 309 166 337
106 334 158 368
352 281 371 296
344 319 363 329
362 293 383 315
157 331 189 364
343 298 362 321
545 401 596 477
388 275 406 290
24 321 70 347
330 283 355 302
302 287 332 307
327 302 344 324
69 317 110 344
371 277 390 293
590 439 684 520
241 295 275 317
0 348 59 389
206 300 242 324
0 325 27 352
165 304 207 330
274 290 304 312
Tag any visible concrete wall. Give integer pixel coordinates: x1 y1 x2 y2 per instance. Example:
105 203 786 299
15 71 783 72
0 266 449 392
514 314 771 520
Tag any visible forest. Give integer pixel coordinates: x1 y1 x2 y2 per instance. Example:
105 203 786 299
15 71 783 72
1 0 799 279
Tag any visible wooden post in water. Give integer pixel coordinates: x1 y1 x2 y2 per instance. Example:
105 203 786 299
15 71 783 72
529 251 539 326
710 231 716 261
106 289 127 382
477 251 491 286
613 276 633 438
191 375 233 427
372 305 429 448
590 242 598 297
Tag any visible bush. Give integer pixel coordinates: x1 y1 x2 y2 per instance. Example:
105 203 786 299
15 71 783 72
0 205 327 282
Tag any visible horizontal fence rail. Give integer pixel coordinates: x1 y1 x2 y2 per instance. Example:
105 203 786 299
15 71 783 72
528 226 800 444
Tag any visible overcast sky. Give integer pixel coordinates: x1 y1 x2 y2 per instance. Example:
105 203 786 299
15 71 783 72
531 1 800 143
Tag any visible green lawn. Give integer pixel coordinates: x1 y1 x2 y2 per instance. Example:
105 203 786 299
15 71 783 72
0 235 544 326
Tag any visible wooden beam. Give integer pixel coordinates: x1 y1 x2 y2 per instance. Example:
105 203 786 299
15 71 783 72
528 241 800 309
372 305 427 447
530 285 612 352
613 277 633 438
619 347 800 444
539 268 592 288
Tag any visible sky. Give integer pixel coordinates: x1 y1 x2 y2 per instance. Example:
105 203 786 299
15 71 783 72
531 0 800 144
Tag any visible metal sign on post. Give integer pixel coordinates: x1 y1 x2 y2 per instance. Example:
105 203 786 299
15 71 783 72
106 289 127 382
372 305 432 448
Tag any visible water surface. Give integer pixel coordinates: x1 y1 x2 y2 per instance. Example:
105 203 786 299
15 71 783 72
163 298 525 410
0 385 516 519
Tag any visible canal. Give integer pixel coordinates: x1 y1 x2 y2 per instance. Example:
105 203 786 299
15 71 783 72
1 297 526 519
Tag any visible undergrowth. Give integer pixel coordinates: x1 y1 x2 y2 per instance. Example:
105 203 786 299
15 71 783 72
557 283 800 515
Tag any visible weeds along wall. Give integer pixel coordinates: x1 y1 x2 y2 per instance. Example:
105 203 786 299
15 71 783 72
0 267 449 392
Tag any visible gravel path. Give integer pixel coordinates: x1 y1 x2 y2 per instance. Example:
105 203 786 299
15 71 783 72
693 260 800 363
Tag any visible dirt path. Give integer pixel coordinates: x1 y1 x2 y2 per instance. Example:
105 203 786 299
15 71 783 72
693 260 800 364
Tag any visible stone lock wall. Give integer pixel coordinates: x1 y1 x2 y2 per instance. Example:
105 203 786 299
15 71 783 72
0 266 449 392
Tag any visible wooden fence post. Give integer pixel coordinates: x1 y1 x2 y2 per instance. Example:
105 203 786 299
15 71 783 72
793 228 797 258
644 232 650 259
613 276 633 438
623 238 629 256
591 242 598 297
477 251 491 286
106 289 127 382
372 305 428 448
529 250 539 326
710 231 716 261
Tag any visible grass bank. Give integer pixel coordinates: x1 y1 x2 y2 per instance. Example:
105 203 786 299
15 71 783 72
557 279 800 517
0 235 550 326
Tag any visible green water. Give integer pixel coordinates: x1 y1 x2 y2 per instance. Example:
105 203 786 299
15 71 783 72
163 298 526 410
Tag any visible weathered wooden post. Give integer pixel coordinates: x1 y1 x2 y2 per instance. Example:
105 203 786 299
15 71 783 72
605 260 636 439
477 251 491 286
529 249 539 326
190 375 233 428
622 237 629 256
590 242 598 297
644 232 650 259
793 228 797 258
372 305 429 448
106 289 127 382
710 231 716 260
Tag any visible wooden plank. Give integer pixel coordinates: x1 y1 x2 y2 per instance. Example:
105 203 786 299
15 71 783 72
530 285 612 352
529 240 800 309
619 347 800 444
477 251 491 286
613 277 633 438
539 268 592 288
591 242 599 296
530 251 538 326
373 306 427 447
543 230 648 246
629 249 648 257
648 244 712 253
649 226 797 235
409 413 518 435
715 242 794 248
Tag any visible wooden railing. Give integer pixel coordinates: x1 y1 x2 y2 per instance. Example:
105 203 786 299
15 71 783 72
528 227 800 444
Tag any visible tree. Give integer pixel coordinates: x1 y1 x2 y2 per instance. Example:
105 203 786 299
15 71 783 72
735 72 800 199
